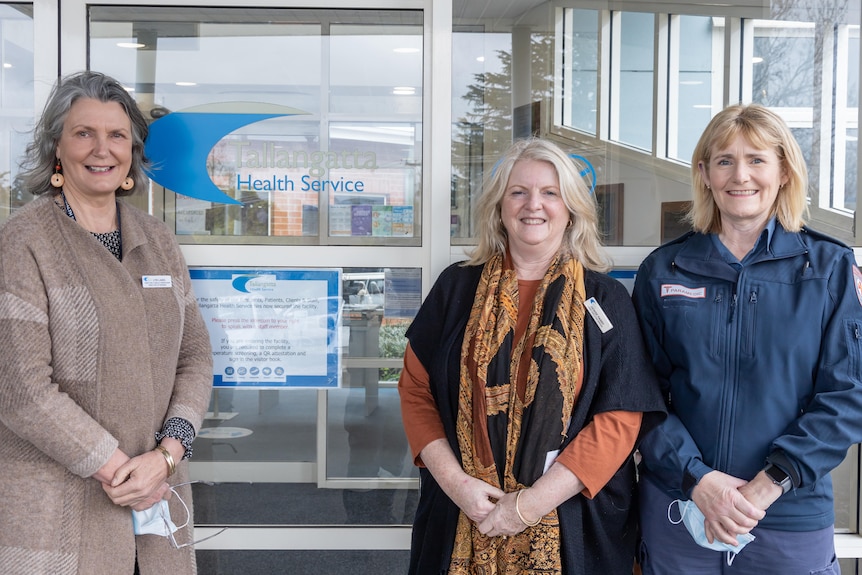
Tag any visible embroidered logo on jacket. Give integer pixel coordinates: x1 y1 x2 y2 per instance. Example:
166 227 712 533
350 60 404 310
660 284 706 299
853 266 862 307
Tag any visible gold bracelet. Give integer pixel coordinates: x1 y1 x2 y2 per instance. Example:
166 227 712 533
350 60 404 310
515 489 541 527
154 445 176 477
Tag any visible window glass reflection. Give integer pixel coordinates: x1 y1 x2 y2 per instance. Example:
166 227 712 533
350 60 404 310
450 28 512 241
88 8 422 243
615 11 654 151
562 9 599 135
752 22 815 107
747 11 858 222
0 4 33 218
670 15 723 162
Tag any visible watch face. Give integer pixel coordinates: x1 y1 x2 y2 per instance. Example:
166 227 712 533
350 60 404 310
765 464 789 484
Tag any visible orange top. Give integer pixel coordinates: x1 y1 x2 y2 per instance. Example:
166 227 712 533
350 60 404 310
398 279 642 499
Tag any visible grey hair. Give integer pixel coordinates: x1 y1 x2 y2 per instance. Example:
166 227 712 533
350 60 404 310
18 70 150 197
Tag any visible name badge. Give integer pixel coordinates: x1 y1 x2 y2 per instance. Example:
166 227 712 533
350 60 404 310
584 297 613 333
142 275 172 288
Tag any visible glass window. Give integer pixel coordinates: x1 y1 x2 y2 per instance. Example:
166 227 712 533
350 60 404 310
0 3 33 220
612 11 654 152
839 27 858 211
561 9 599 135
668 15 724 162
88 7 422 245
747 12 858 233
185 263 419 537
450 27 512 241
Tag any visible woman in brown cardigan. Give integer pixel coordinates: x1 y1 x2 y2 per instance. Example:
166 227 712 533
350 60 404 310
0 71 213 574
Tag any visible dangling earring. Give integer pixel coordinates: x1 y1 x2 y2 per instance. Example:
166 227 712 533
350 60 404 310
120 176 134 191
51 160 65 188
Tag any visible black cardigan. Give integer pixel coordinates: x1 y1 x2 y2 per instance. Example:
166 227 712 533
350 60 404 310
405 262 666 575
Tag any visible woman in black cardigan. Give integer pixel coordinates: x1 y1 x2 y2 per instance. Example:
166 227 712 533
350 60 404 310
398 138 666 575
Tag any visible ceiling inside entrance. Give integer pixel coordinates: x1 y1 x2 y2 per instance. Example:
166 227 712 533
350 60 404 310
453 0 549 22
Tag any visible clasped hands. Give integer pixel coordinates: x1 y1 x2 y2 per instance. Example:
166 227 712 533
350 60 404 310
93 444 178 511
691 469 782 546
446 474 540 538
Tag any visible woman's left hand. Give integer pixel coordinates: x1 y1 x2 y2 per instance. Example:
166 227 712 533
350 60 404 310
477 491 527 538
102 450 173 511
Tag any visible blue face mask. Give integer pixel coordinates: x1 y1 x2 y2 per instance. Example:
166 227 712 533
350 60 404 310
132 499 182 537
130 481 227 549
668 499 755 566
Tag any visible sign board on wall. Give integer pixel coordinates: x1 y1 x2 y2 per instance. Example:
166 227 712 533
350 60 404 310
190 268 341 388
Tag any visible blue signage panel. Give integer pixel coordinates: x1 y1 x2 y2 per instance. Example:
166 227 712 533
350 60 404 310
190 268 341 388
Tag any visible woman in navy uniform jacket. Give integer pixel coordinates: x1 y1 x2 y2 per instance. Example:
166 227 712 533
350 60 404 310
633 103 862 574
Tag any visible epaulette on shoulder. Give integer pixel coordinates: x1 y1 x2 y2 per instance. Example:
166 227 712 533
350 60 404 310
658 230 697 249
801 226 852 250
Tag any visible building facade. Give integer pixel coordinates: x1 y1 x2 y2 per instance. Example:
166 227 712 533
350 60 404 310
1 0 860 572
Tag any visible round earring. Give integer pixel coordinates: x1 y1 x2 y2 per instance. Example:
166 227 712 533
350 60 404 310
120 176 134 191
50 160 64 188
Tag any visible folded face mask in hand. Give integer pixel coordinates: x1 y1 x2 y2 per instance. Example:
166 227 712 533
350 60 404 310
132 499 180 537
668 499 755 565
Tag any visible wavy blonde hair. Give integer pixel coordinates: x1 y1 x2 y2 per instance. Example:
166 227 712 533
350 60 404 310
466 138 610 272
689 103 808 233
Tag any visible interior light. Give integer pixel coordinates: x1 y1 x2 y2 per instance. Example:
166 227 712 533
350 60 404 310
2 63 10 69
393 87 415 95
477 56 485 63
117 42 146 49
176 82 197 87
752 57 764 64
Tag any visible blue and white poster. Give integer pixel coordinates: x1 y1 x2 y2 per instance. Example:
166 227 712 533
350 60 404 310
190 268 341 388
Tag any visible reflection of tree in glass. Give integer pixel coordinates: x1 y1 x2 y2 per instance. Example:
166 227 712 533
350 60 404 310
754 0 849 107
451 34 554 238
752 34 814 108
754 0 855 214
203 141 271 237
9 171 32 212
378 320 409 382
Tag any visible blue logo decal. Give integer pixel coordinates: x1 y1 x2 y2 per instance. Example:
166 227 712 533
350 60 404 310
231 274 276 293
144 102 309 205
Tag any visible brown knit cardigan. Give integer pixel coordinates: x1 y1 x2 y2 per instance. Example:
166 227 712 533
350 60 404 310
0 195 213 574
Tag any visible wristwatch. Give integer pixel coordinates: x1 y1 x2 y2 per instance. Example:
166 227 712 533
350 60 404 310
763 462 792 494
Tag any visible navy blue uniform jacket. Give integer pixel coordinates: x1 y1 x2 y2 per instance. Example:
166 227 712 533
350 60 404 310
633 226 862 531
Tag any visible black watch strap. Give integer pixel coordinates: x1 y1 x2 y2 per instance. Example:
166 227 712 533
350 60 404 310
764 462 792 494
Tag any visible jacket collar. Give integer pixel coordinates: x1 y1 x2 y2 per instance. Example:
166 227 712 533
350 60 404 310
47 194 149 263
673 225 808 280
116 200 148 258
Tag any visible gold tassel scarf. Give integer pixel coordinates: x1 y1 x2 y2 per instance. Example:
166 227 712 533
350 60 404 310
449 253 586 575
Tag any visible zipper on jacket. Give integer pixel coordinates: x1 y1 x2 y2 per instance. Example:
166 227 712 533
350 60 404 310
729 291 738 323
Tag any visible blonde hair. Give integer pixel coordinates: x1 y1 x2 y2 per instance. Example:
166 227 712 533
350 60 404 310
466 138 610 272
689 103 808 233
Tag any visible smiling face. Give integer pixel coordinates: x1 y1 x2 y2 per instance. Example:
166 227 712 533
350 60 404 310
700 133 787 231
500 159 570 262
55 98 133 200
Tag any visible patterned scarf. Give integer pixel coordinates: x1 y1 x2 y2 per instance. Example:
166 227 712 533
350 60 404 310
449 253 586 575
